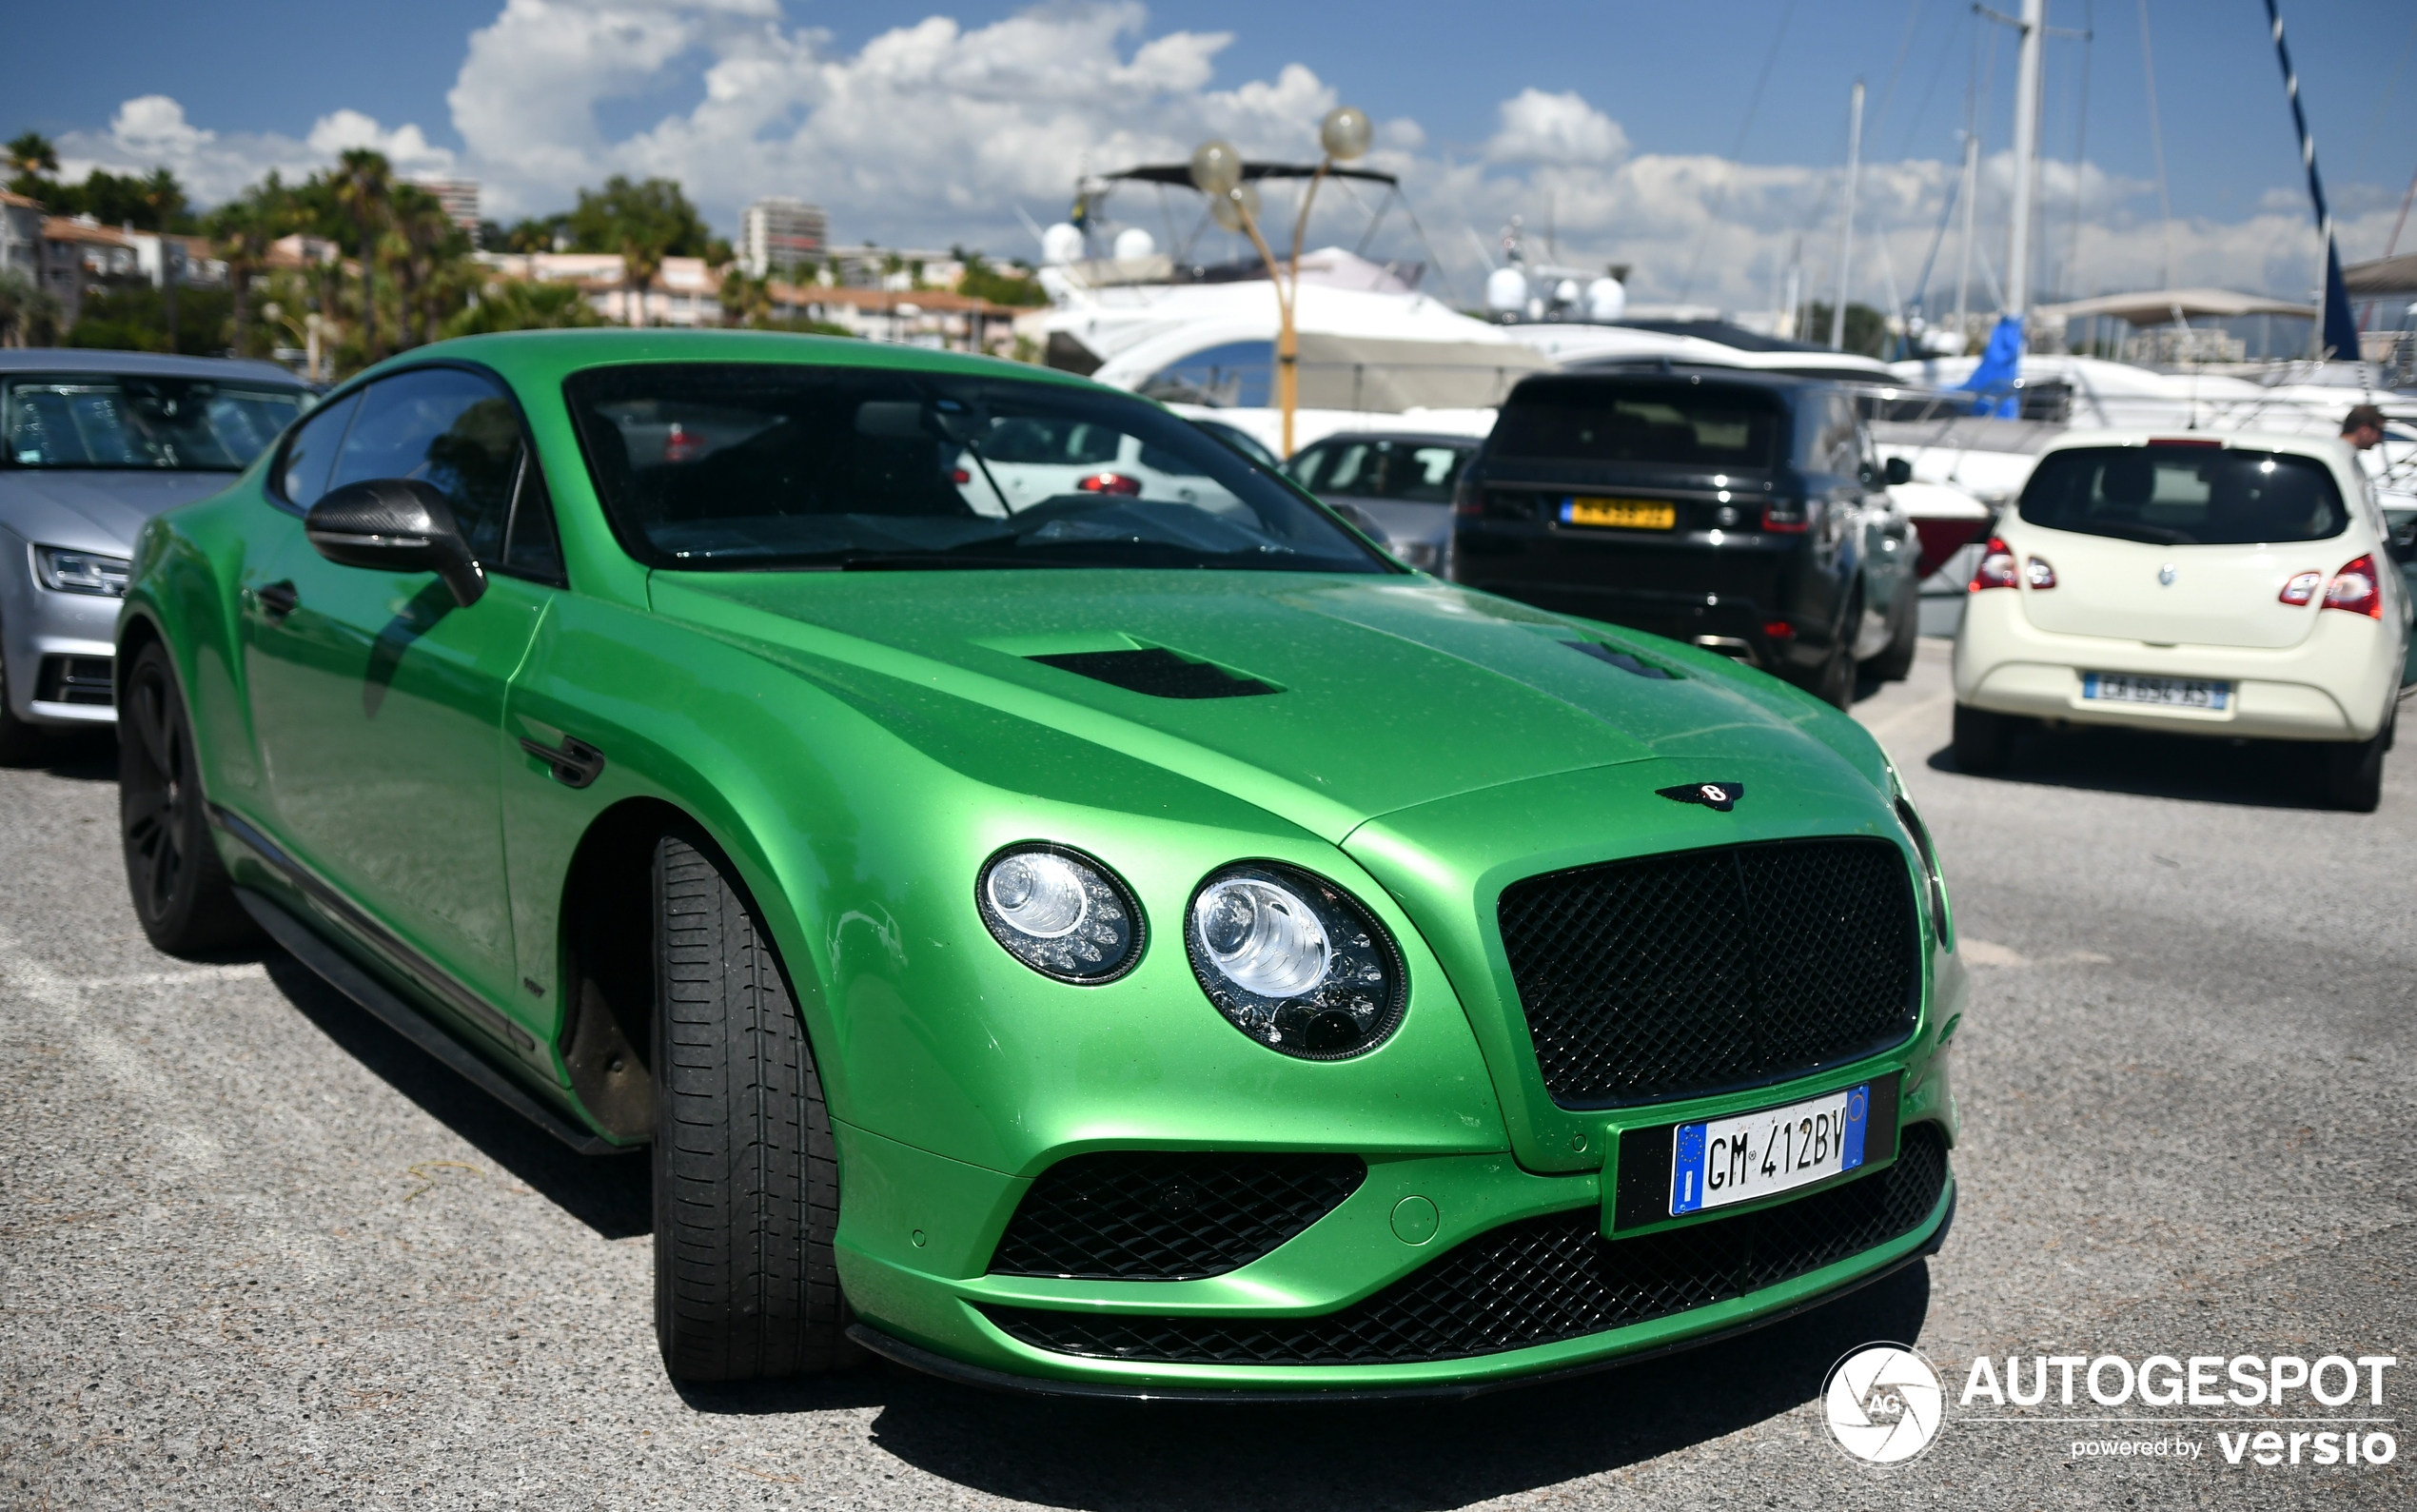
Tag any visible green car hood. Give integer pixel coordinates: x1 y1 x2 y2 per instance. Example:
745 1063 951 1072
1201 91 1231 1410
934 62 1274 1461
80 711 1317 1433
650 569 1870 842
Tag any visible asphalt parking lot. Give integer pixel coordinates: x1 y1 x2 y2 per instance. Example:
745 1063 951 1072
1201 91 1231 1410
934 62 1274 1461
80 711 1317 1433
3 636 2412 1510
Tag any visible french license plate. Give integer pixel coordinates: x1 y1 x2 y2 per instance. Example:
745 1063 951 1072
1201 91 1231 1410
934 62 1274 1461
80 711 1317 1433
2081 672 2230 710
1562 497 1677 530
1670 1083 1871 1216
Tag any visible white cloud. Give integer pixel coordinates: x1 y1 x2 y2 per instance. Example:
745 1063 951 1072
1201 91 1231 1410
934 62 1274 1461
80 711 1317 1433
41 2 2379 315
53 95 456 208
1484 88 1628 167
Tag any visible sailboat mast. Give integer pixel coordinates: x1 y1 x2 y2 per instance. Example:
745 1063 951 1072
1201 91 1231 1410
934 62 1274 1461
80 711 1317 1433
1830 80 1864 351
2261 0 2362 362
1954 132 1978 349
2004 0 2045 321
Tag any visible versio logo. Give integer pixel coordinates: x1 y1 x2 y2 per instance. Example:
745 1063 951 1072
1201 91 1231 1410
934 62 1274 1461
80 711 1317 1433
1825 1345 1946 1464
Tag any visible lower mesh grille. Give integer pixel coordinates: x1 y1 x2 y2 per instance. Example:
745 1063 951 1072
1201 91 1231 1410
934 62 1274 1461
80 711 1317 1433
989 1151 1366 1281
984 1126 1947 1365
35 655 114 707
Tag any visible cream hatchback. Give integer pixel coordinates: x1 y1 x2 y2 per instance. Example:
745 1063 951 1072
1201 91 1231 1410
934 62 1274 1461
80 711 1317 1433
1952 430 2414 810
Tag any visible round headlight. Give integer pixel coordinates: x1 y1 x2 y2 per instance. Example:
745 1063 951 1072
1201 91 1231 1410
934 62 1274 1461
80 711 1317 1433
1185 863 1405 1060
976 845 1143 983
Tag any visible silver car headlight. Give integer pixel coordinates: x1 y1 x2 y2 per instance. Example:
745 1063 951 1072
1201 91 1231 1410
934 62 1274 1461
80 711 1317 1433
34 546 130 597
1186 862 1405 1059
976 845 1144 983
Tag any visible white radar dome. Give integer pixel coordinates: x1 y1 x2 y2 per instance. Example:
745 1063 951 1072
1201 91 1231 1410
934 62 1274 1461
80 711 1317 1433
1484 266 1529 315
1040 223 1085 266
1111 227 1157 261
1585 276 1627 323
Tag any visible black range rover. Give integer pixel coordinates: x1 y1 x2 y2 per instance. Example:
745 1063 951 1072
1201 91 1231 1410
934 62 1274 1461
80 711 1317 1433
1449 367 1920 705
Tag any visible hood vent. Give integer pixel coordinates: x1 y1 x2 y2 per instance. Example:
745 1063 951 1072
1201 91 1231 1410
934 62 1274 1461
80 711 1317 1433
1029 647 1279 699
1564 641 1676 678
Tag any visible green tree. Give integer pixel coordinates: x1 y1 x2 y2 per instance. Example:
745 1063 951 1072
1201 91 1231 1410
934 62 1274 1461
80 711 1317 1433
0 268 64 346
502 215 567 253
953 250 1047 308
206 175 294 357
568 176 709 327
383 184 467 349
6 131 59 200
441 279 605 337
335 149 393 359
718 266 773 327
1798 302 1891 359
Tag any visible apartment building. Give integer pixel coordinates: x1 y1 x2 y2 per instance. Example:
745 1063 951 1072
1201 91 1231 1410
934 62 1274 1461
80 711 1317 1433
739 198 828 280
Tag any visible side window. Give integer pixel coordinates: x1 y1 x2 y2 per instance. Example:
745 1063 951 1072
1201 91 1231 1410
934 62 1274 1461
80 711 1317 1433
499 452 566 584
329 368 523 561
276 391 362 509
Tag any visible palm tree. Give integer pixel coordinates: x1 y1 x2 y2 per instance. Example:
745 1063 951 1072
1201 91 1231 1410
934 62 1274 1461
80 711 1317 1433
717 266 773 327
334 149 393 360
6 132 58 195
205 177 288 358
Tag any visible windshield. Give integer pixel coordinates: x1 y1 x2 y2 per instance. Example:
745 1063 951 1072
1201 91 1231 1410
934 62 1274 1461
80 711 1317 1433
1489 380 1782 468
2 374 305 471
2018 445 2348 546
1287 439 1471 501
564 363 1387 574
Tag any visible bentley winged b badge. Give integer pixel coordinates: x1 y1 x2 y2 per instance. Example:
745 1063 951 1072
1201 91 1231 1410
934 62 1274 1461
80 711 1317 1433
1658 781 1744 813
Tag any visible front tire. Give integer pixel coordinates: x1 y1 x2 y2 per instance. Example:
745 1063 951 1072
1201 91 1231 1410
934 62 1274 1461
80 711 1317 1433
1867 588 1920 682
2323 716 2390 813
651 833 855 1382
119 642 257 954
1953 702 2017 775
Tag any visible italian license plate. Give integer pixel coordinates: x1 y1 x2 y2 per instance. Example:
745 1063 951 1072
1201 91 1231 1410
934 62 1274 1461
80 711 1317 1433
1562 497 1677 530
2081 672 2230 710
1669 1083 1871 1216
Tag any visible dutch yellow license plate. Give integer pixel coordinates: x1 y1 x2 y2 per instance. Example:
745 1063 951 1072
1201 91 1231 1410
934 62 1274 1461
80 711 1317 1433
1562 497 1677 530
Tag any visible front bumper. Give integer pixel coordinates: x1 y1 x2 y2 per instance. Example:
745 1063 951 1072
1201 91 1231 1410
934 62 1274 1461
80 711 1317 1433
1 545 119 727
1954 590 2404 741
833 1054 1956 1397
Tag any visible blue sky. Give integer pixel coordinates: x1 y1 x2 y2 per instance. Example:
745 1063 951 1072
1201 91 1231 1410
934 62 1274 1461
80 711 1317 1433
15 1 2417 306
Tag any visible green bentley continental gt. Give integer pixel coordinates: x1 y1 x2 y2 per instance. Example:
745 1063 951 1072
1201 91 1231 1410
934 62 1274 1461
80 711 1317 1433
116 330 1964 1398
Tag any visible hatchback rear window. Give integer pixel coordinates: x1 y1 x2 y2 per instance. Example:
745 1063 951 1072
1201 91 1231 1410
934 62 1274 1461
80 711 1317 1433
2018 445 2348 546
1489 381 1781 468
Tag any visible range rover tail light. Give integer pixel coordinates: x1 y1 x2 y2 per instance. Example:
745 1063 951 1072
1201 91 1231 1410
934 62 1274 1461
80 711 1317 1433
2279 571 2322 606
1076 472 1143 496
2024 556 2057 589
1970 537 2019 590
2323 554 2383 618
1760 499 1815 533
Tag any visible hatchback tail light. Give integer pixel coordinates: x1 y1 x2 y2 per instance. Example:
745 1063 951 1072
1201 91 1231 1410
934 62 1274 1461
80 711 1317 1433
1762 619 1796 640
2024 556 2056 589
2323 554 2383 618
1761 499 1816 533
1076 472 1143 496
2278 571 2322 606
1970 537 2019 590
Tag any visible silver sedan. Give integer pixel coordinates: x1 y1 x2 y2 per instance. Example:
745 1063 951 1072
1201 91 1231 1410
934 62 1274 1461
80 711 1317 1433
0 350 307 760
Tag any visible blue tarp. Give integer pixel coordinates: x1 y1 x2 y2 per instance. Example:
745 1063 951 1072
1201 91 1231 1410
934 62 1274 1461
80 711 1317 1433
1958 315 2024 418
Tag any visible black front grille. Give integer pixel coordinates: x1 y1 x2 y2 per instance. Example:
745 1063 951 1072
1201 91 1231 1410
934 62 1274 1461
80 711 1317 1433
35 655 114 707
985 1126 1948 1366
1498 837 1919 1108
990 1151 1366 1281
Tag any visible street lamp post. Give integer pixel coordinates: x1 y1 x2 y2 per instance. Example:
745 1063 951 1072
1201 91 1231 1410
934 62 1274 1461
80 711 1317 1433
1190 106 1371 458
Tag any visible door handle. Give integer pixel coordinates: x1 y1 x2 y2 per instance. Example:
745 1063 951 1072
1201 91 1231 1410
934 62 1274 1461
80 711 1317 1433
519 733 606 789
255 580 299 620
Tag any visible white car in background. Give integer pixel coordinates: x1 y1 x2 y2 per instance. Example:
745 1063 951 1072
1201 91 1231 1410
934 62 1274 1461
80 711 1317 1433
1952 429 2414 811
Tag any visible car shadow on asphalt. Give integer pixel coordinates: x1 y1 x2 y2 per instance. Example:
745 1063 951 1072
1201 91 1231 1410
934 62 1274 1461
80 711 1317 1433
4 729 119 782
1925 721 2350 810
258 951 653 1240
682 1263 1932 1506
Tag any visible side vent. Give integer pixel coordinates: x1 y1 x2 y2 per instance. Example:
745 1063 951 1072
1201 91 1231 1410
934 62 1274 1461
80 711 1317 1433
1030 647 1279 699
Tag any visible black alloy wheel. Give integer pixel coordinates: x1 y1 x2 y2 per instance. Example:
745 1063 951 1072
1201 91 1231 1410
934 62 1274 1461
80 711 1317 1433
119 643 257 954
